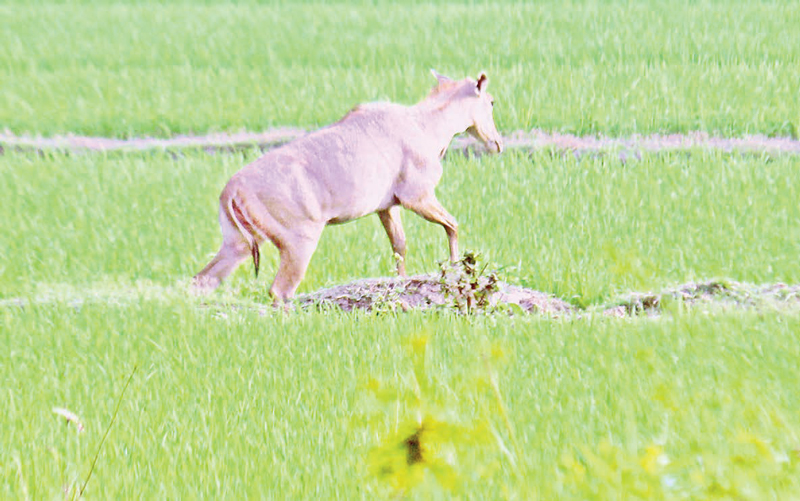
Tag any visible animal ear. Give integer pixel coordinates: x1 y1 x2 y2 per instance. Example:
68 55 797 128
430 69 452 85
476 72 489 93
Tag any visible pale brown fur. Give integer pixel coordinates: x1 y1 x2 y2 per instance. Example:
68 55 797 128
193 71 504 302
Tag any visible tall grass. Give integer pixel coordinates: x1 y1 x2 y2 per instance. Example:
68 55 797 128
2 149 798 305
3 2 800 497
2 302 800 498
1 1 798 137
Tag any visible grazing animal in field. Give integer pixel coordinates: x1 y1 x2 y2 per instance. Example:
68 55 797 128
193 70 504 301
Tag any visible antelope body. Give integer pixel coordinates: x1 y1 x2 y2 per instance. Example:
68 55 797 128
193 71 504 301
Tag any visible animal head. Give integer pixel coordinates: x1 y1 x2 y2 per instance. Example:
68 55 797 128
430 70 504 153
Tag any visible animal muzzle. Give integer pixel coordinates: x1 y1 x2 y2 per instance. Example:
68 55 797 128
481 130 503 153
482 135 503 154
468 126 504 154
492 138 504 153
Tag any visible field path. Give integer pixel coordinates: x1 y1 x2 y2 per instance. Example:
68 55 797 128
3 129 800 155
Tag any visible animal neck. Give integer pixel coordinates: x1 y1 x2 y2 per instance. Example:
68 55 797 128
413 92 471 158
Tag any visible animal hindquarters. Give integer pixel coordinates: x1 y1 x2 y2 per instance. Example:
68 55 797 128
194 187 325 302
194 190 274 291
192 204 253 291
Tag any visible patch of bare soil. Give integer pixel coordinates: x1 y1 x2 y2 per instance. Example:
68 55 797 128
295 268 800 316
3 129 800 155
296 253 574 315
603 280 800 317
500 130 800 155
0 128 306 153
2 275 799 317
296 275 574 315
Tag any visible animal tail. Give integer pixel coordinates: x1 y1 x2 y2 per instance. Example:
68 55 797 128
226 193 261 278
251 240 260 278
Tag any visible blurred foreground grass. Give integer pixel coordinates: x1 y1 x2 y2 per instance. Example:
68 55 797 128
2 301 799 498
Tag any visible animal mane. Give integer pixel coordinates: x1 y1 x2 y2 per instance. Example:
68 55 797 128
423 80 468 112
427 80 461 98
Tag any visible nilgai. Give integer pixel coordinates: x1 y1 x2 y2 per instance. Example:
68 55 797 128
193 70 504 301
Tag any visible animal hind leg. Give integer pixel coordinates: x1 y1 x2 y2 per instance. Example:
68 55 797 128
269 229 323 303
194 194 263 292
193 239 251 292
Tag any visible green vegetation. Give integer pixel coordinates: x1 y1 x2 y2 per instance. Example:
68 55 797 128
3 1 800 498
1 1 799 137
2 147 800 497
3 303 800 498
2 149 799 304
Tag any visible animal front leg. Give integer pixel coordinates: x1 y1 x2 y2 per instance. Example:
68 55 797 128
378 206 407 277
400 194 459 263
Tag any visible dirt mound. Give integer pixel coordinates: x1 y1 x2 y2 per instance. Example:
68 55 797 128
296 253 573 315
2 276 798 317
296 275 573 315
296 276 800 316
603 280 800 317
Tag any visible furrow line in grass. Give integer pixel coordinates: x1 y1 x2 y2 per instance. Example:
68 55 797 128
2 129 800 155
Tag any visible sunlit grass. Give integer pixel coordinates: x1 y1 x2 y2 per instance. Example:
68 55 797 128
1 1 798 137
3 1 800 497
2 147 799 496
2 302 800 498
2 149 799 305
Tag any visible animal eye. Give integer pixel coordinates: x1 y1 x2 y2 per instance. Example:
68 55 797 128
490 99 495 107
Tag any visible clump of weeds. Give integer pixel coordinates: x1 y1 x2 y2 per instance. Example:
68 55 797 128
361 333 520 496
438 251 500 314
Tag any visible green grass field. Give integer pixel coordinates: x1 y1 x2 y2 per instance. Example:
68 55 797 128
3 148 800 498
3 1 800 499
4 303 800 498
2 149 799 304
1 1 799 138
